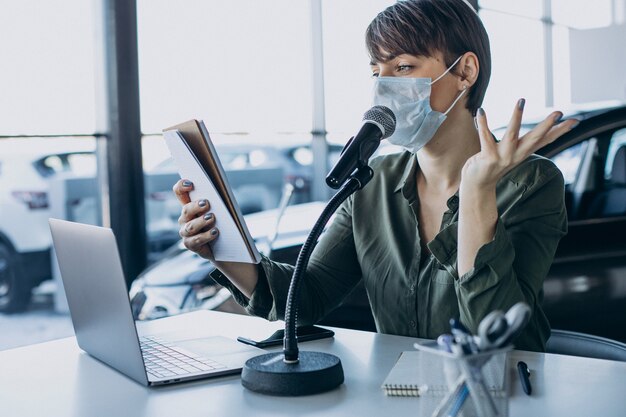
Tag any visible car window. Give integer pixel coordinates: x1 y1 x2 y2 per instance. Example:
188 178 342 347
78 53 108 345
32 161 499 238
550 141 588 186
66 153 96 176
605 128 626 181
36 152 95 178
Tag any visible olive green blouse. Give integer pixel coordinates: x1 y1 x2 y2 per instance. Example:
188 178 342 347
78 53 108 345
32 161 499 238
212 151 568 352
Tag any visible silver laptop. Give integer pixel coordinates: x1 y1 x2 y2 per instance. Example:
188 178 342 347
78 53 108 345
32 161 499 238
49 218 264 386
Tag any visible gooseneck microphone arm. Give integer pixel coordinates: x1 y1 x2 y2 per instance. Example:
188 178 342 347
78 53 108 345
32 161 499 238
240 106 394 396
283 165 373 362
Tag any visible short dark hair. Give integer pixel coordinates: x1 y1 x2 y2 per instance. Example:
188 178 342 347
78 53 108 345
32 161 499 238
366 0 491 115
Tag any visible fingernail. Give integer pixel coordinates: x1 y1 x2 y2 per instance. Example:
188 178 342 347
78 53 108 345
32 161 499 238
570 120 580 129
478 108 485 116
518 98 525 110
204 213 213 221
182 180 192 187
210 228 218 236
554 112 563 123
198 199 207 207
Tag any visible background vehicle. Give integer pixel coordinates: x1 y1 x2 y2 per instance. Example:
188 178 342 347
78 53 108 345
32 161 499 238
0 136 344 313
132 104 626 343
152 140 345 212
0 139 95 312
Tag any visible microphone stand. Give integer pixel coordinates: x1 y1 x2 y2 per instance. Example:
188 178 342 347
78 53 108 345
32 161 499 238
240 163 374 396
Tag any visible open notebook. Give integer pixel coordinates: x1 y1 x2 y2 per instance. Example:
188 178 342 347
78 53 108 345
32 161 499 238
163 120 261 264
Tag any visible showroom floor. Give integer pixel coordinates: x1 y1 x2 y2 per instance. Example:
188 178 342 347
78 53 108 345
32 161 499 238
0 283 73 351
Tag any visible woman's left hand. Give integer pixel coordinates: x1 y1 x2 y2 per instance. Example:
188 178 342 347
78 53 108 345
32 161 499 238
461 99 579 189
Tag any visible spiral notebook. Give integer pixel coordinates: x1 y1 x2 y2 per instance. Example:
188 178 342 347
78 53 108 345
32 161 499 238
381 350 507 397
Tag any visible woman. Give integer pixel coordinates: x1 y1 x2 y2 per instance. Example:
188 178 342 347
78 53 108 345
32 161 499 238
173 0 575 351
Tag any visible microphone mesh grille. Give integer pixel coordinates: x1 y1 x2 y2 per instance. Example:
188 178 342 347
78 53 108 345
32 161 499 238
363 105 396 139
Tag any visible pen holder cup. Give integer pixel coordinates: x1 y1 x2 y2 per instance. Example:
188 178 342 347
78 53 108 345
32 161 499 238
414 342 512 417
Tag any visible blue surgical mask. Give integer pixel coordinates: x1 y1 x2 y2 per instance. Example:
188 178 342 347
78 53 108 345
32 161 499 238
372 55 467 153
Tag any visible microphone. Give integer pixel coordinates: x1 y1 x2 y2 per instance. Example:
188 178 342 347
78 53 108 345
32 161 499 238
326 105 396 189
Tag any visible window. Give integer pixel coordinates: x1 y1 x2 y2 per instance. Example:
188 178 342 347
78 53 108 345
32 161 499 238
0 0 97 136
551 141 588 186
605 128 626 180
479 0 543 19
479 9 546 128
321 0 396 136
137 0 313 135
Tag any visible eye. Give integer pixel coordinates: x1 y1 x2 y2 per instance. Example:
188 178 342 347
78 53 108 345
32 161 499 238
396 64 414 73
371 72 380 78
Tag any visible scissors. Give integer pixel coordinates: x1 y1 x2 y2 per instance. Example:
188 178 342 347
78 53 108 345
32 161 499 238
475 302 532 351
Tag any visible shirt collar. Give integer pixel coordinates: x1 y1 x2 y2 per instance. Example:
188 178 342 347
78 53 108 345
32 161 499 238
394 153 418 194
393 153 461 212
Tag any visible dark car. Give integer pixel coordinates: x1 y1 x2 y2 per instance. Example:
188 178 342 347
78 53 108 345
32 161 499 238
131 104 626 342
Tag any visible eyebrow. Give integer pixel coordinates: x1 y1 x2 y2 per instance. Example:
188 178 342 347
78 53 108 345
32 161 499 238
369 54 398 66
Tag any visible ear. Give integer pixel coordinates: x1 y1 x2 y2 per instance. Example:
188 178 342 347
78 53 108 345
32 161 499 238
457 52 479 90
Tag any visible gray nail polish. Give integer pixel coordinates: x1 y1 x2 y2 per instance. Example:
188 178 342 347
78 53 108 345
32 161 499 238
478 108 485 116
198 200 207 207
210 228 218 236
204 213 213 221
182 180 192 187
554 112 563 123
570 120 580 129
518 98 525 110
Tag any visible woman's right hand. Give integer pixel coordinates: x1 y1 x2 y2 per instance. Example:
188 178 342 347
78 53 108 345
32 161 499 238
172 179 219 261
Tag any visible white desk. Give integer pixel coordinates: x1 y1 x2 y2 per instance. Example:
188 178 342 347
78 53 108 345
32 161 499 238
2 310 625 417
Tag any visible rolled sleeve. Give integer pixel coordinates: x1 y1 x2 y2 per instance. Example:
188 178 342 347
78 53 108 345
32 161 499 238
210 196 363 325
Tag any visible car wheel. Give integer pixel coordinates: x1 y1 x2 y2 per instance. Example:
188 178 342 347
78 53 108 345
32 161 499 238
0 243 31 313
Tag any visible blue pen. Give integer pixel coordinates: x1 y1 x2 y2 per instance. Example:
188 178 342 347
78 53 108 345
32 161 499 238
447 384 469 417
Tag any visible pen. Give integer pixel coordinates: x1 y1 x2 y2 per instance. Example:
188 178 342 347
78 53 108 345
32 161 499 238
517 361 532 395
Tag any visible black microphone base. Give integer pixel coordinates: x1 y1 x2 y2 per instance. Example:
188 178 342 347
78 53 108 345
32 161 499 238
241 351 344 396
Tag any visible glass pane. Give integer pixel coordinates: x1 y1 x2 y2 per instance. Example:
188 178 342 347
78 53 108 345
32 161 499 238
0 1 97 135
552 0 614 29
137 0 312 135
605 128 626 180
0 137 97 350
551 141 588 186
322 0 395 136
478 0 543 19
479 10 546 129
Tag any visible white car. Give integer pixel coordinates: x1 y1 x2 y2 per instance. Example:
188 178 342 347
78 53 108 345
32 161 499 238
0 138 96 312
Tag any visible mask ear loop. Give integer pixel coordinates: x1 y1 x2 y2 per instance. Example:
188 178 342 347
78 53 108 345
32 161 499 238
429 54 465 86
443 85 468 116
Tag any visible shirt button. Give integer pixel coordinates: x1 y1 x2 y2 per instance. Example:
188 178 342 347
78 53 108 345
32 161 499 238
409 284 415 293
409 320 416 328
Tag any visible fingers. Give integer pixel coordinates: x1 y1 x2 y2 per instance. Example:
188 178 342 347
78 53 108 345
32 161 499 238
523 111 563 146
518 110 578 155
475 108 497 153
179 212 216 238
523 118 579 154
178 198 211 225
183 226 220 252
173 179 194 205
502 98 525 142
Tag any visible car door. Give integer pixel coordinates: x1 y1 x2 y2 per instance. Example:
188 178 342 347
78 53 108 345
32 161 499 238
541 119 626 342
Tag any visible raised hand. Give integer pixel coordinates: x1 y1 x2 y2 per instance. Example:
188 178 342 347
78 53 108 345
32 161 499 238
461 99 579 189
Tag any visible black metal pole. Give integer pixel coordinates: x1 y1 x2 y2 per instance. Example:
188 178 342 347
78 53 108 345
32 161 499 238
101 0 147 286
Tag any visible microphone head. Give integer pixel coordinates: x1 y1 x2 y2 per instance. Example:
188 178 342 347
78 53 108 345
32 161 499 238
363 105 396 139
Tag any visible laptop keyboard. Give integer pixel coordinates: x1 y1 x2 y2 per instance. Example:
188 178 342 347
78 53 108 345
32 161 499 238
140 336 227 380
